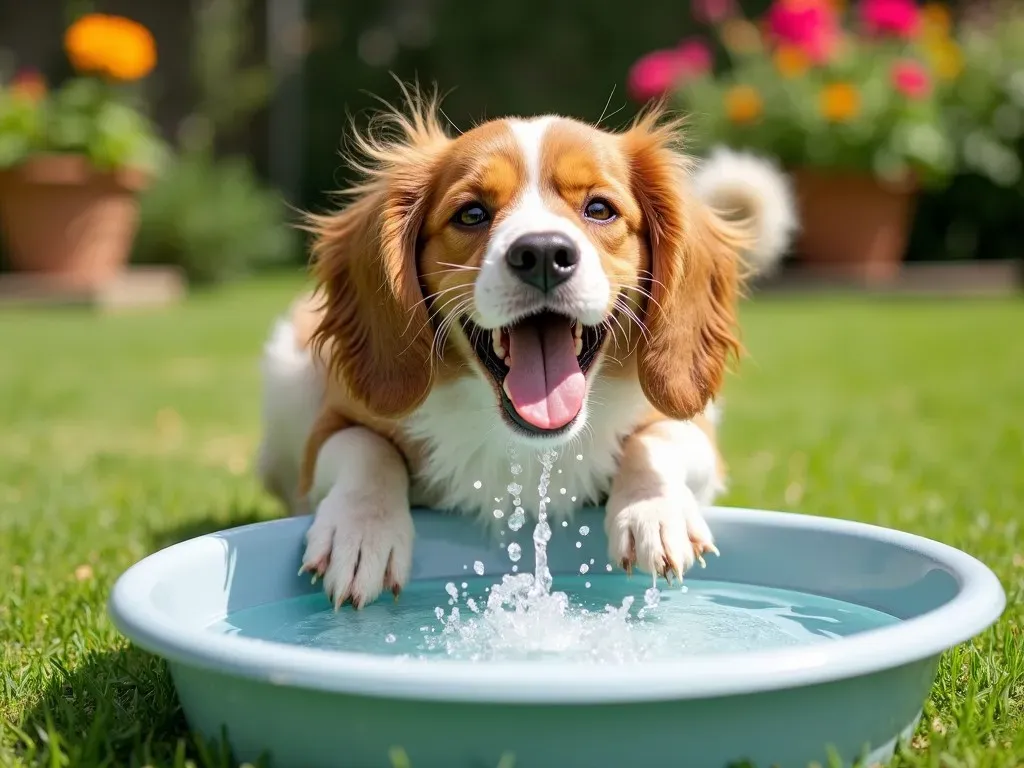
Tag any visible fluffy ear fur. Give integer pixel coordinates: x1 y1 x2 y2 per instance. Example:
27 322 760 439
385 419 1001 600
622 107 744 421
305 86 450 417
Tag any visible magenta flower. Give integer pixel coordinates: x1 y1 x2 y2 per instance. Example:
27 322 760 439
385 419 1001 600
860 0 921 38
766 0 839 64
627 38 713 102
692 0 739 24
891 59 931 98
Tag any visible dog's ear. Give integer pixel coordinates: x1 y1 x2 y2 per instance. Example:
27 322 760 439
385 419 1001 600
307 89 450 417
621 106 744 421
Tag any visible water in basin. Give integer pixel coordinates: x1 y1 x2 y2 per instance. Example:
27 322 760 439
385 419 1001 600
210 575 898 662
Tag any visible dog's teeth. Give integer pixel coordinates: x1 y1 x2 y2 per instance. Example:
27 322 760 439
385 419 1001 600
574 336 583 357
491 329 506 358
504 356 511 366
502 378 511 398
574 321 583 340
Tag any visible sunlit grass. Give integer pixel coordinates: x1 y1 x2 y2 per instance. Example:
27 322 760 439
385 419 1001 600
0 277 1020 766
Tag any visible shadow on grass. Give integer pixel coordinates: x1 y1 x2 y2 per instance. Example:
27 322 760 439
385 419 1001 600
13 645 268 768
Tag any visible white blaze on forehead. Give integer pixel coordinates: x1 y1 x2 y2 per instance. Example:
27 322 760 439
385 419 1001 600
472 116 611 329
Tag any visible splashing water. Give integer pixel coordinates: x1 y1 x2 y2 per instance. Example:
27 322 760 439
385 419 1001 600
422 449 678 661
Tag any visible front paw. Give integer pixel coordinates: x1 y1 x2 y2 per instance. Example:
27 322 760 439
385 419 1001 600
605 495 718 581
300 487 414 609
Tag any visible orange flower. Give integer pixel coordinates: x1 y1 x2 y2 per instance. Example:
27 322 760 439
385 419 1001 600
721 19 762 54
725 84 764 123
64 14 156 81
773 44 811 78
920 3 952 39
925 37 963 80
819 82 860 122
10 69 47 102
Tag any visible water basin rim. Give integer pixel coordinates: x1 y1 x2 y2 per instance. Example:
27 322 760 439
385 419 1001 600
108 506 1006 704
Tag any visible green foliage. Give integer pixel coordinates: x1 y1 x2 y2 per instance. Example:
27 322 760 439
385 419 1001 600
133 152 298 285
0 76 166 172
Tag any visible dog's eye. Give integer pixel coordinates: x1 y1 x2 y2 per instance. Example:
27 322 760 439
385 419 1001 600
453 203 490 228
583 198 617 222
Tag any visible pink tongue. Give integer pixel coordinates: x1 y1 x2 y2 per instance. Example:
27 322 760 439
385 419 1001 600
504 317 585 431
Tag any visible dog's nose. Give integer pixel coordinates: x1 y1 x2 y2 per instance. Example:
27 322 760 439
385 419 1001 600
505 232 580 293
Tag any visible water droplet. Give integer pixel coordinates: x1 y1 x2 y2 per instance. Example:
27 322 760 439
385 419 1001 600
385 633 396 644
561 520 568 527
462 564 468 570
571 496 577 502
580 563 590 574
493 508 505 519
445 582 459 601
507 542 522 562
589 558 595 565
644 587 661 608
575 541 582 549
511 463 523 475
579 525 590 536
473 480 482 489
605 564 613 572
558 468 563 474
461 582 468 589
466 598 480 613
560 488 567 495
434 606 444 620
473 560 485 575
576 454 583 461
508 508 525 531
585 581 591 588
506 482 522 495
511 564 519 572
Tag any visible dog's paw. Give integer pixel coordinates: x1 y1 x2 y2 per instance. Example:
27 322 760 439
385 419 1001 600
605 495 717 581
300 487 414 609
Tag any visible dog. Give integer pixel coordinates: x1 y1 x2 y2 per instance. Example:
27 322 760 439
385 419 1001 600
256 91 797 609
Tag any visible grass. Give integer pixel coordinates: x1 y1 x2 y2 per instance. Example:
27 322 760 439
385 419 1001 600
0 274 1021 767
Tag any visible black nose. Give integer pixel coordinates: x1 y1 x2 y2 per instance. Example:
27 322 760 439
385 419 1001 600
505 232 580 293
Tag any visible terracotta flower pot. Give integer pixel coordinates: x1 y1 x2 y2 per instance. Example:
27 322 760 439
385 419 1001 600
793 169 917 284
0 154 148 288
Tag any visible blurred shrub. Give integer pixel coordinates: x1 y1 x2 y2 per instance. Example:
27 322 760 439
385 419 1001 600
133 150 298 284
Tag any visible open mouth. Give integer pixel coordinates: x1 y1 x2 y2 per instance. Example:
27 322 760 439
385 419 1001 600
461 312 607 436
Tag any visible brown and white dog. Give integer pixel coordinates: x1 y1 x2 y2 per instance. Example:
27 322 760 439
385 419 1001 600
256 92 796 609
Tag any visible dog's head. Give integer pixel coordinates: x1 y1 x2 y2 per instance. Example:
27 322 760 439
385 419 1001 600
308 89 792 444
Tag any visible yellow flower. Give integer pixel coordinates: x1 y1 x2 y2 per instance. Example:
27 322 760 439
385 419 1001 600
925 38 963 80
64 14 157 82
819 82 860 122
725 85 764 124
721 19 762 55
773 44 811 79
921 3 952 40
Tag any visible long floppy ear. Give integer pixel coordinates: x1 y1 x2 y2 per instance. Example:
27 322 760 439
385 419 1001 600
305 89 450 417
622 108 744 421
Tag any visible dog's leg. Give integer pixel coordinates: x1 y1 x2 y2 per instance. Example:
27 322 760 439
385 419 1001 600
604 414 722 580
299 422 414 608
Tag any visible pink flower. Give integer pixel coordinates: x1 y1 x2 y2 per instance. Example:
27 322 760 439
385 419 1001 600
891 59 931 98
860 0 921 38
692 0 739 24
766 0 839 64
628 38 712 102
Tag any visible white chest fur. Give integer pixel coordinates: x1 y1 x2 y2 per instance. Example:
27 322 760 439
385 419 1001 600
401 374 652 523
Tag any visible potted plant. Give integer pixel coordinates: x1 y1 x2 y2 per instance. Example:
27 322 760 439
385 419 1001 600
629 0 964 282
0 14 165 288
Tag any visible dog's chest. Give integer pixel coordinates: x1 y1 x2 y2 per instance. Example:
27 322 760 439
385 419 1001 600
400 376 649 521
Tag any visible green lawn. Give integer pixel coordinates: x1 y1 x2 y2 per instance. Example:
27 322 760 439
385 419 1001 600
0 275 1021 767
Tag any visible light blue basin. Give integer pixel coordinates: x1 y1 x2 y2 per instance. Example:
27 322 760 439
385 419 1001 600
109 507 1005 768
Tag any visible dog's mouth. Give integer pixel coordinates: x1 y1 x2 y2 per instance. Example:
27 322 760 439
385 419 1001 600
461 312 607 436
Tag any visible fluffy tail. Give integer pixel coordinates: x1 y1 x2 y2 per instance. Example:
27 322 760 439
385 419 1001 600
691 147 798 276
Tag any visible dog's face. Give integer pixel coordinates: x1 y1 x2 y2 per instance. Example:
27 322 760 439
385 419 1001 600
310 99 744 445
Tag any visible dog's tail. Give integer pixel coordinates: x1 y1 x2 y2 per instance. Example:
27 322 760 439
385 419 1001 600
691 147 798 277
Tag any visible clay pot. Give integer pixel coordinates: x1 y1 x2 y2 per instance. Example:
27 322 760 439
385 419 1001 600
793 169 917 284
0 154 148 288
